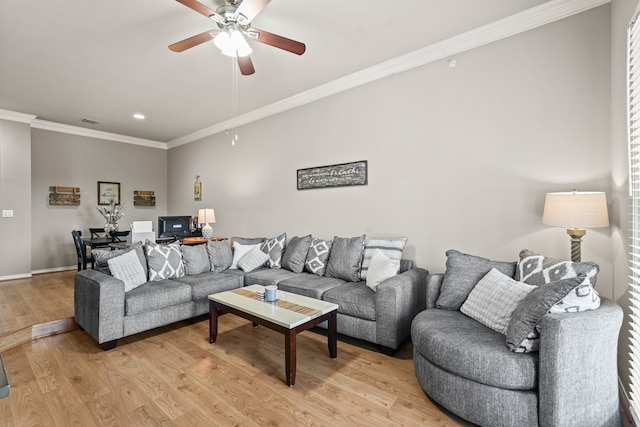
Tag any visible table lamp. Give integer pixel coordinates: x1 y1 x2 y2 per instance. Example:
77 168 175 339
542 191 609 262
198 208 216 240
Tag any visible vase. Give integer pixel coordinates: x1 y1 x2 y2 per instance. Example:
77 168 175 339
104 221 119 234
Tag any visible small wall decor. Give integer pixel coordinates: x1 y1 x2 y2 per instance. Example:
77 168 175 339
49 186 80 205
134 190 156 206
297 160 368 190
98 181 120 205
194 176 202 201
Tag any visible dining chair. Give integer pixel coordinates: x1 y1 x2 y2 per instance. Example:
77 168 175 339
110 230 130 243
71 230 93 271
89 227 107 239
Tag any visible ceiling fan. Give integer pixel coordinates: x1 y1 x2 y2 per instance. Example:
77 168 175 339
169 0 306 76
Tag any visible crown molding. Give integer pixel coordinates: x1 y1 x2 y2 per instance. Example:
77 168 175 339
32 119 166 149
0 108 36 124
167 0 610 148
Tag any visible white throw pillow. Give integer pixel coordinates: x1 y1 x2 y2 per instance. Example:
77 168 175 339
107 249 147 292
460 268 535 334
366 249 401 292
231 242 261 269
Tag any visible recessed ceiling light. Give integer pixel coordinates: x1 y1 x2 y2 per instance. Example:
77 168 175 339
133 113 145 120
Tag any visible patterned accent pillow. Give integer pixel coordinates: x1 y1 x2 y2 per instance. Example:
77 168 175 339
282 235 313 273
145 240 185 281
304 238 332 276
92 241 147 277
505 276 586 353
231 242 261 269
181 244 210 275
515 249 601 312
207 240 232 272
107 249 147 292
260 233 287 268
365 249 401 292
325 235 366 282
360 237 407 280
436 250 516 311
238 246 270 272
460 268 535 334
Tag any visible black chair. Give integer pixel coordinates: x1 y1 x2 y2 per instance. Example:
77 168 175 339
110 230 130 243
89 227 107 239
72 230 93 271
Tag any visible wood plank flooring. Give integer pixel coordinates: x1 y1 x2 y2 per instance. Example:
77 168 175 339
0 270 466 426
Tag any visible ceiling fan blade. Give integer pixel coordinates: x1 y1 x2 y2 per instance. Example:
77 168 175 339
251 28 306 55
175 0 225 24
237 55 256 75
235 0 270 25
169 30 216 52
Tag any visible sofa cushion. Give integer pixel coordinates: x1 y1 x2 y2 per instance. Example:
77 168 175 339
244 268 297 286
172 272 242 301
515 249 601 313
365 249 401 292
325 235 366 282
238 246 270 272
505 276 586 353
278 273 345 300
145 241 185 281
436 250 516 311
360 236 407 280
93 241 147 276
207 240 232 272
304 237 332 276
322 282 376 321
412 309 538 390
107 249 148 292
125 279 192 316
181 244 211 275
460 268 535 334
230 241 261 269
282 235 313 273
260 233 287 268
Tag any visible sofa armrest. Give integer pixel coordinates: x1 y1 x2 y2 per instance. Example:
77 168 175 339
538 299 623 427
425 274 444 309
375 267 429 349
74 269 126 344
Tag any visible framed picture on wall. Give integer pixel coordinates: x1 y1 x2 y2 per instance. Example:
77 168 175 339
98 181 121 205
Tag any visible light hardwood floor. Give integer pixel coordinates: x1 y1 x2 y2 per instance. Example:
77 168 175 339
0 270 466 426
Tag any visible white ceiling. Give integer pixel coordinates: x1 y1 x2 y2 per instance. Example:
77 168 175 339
0 0 599 145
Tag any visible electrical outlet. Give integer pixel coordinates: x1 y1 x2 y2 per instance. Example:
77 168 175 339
2 210 13 218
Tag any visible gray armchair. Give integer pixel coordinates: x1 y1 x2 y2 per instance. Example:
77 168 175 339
411 273 623 427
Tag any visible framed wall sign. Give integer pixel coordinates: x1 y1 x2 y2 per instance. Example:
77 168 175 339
297 160 368 190
98 181 121 205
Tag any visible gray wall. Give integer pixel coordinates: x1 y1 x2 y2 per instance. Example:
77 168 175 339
30 129 168 271
0 119 32 278
168 7 613 294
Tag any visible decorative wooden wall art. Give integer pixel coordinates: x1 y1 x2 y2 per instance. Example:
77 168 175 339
49 186 80 205
297 160 368 190
134 190 156 206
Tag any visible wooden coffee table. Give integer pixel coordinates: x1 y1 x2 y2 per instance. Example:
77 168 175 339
208 284 338 386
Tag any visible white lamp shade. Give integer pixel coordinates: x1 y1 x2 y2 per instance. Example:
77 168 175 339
542 191 609 229
198 208 216 225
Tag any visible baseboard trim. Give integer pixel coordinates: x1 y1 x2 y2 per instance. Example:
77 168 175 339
0 317 78 352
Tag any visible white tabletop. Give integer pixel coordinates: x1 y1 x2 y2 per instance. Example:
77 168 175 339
209 284 338 329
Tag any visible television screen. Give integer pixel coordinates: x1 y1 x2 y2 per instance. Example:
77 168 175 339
157 216 192 239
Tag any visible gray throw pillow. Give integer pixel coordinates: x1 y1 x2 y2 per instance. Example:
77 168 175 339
145 240 185 281
238 246 270 272
181 244 211 275
360 236 407 280
281 235 313 273
505 276 586 353
305 237 332 276
207 240 232 272
325 235 366 282
260 233 287 268
231 236 265 246
436 250 516 311
92 241 147 278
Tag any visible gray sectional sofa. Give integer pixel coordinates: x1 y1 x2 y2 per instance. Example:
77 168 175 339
411 250 623 427
74 234 427 352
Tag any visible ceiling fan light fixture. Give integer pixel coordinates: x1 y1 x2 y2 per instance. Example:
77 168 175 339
230 30 252 57
214 29 252 58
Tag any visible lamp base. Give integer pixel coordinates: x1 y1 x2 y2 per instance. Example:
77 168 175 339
202 223 214 240
566 228 586 262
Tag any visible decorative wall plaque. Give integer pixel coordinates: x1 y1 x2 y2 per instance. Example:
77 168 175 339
49 186 80 205
134 190 156 206
297 160 368 190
